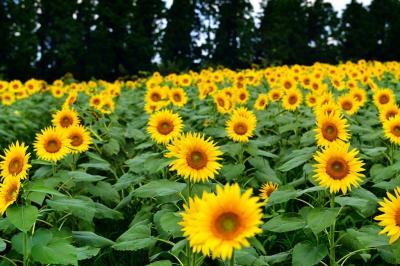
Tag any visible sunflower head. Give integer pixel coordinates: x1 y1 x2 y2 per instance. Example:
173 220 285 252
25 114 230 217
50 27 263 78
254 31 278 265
374 89 395 109
315 112 350 147
226 114 256 143
34 127 71 162
338 94 360 116
0 177 21 215
313 142 365 194
375 187 400 244
383 115 400 145
282 89 303 111
180 183 263 260
167 132 222 182
169 88 188 107
0 141 31 180
66 125 92 154
147 109 183 144
52 108 80 129
259 182 279 202
254 94 269 110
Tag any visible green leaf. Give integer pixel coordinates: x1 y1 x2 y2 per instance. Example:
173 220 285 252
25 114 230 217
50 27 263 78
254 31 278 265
25 184 65 197
278 148 315 172
73 231 115 248
113 222 156 251
292 242 328 266
263 213 305 232
133 180 186 198
112 237 156 251
335 196 370 210
301 207 339 235
76 246 101 261
249 157 279 183
68 171 107 182
47 197 96 222
94 202 124 220
159 212 182 237
6 205 38 232
103 138 120 155
370 164 396 182
0 238 6 252
267 188 298 205
221 164 245 181
31 239 77 265
255 252 290 265
220 143 242 157
146 260 173 266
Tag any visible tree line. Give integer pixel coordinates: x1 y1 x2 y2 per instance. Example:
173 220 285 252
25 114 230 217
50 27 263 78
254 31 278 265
0 0 399 81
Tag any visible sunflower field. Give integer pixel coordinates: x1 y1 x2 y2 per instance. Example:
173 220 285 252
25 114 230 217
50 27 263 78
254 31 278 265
1 60 400 266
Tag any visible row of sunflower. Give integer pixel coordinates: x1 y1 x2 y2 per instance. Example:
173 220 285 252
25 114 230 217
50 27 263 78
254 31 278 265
0 60 400 265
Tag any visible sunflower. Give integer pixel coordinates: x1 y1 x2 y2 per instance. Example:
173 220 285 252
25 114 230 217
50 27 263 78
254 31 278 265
0 177 21 215
180 183 263 260
281 76 296 90
146 86 167 104
254 94 269 110
89 95 103 108
374 89 395 109
34 127 71 162
66 125 92 154
169 88 188 107
167 132 222 182
63 91 78 108
383 115 400 145
313 142 365 194
375 187 400 244
282 89 303 111
226 114 256 143
350 88 367 107
268 88 283 102
338 94 360 116
147 109 183 144
259 182 279 202
51 85 65 98
379 103 400 123
305 93 318 108
235 88 249 105
315 112 350 147
52 108 80 129
2 91 15 106
0 142 31 181
314 101 341 118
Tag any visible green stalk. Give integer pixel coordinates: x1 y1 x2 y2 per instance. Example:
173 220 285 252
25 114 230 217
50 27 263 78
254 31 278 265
23 232 29 266
229 251 235 266
329 193 336 266
186 179 193 266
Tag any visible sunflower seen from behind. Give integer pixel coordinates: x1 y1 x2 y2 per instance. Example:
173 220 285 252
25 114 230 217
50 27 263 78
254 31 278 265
166 132 222 182
313 142 365 194
66 125 92 154
0 142 31 181
180 183 263 260
34 127 71 162
52 107 80 129
0 177 21 215
315 112 350 147
375 187 400 244
147 110 183 145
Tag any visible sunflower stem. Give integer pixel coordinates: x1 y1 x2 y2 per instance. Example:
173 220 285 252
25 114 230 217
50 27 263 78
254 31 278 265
52 162 56 177
186 179 193 266
229 251 235 266
329 193 336 266
23 232 29 266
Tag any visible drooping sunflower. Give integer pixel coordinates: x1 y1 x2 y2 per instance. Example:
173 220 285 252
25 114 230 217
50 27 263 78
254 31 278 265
259 182 279 202
282 89 303 111
180 183 263 260
383 115 400 145
147 109 183 144
313 142 365 194
375 187 400 244
254 94 269 110
167 132 222 182
52 108 80 129
66 125 92 154
0 177 21 215
226 114 256 143
169 88 188 107
0 142 31 180
374 89 395 109
315 112 350 147
34 127 71 162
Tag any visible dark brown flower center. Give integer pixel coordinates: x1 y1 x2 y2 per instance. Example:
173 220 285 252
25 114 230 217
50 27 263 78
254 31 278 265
239 93 246 100
60 116 73 128
151 92 161 102
4 182 19 203
386 111 398 120
326 157 349 180
186 150 207 170
233 122 248 135
288 95 298 105
8 157 23 175
379 94 389 104
342 101 352 111
45 139 61 153
395 209 400 226
259 99 265 106
284 81 291 89
70 134 83 147
391 125 400 137
322 122 338 141
157 120 174 135
173 93 182 102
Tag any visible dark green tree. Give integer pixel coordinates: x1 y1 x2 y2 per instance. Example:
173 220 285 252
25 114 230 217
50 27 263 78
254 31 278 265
306 0 339 63
161 0 199 70
212 0 255 68
339 0 375 61
257 0 309 65
5 0 38 79
369 0 400 61
0 1 10 77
